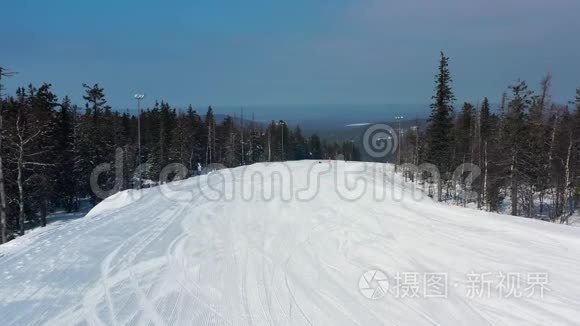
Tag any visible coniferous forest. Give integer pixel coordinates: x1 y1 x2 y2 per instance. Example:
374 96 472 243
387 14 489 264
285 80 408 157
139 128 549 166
0 67 357 243
398 53 580 223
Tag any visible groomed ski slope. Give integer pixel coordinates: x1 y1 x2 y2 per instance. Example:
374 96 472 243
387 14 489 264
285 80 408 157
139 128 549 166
1 161 580 325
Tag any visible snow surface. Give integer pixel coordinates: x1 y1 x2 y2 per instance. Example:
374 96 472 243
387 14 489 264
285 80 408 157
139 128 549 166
1 161 579 325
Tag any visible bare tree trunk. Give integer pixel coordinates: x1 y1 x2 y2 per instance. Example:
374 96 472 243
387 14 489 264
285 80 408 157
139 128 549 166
483 141 488 211
528 188 534 218
0 108 6 243
561 135 573 223
510 152 518 216
469 114 476 207
14 104 37 235
477 111 482 209
548 114 558 219
457 154 465 206
17 144 25 235
539 192 544 216
0 67 10 243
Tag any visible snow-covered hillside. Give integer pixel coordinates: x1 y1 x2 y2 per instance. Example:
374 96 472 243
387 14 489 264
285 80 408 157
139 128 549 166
1 161 579 325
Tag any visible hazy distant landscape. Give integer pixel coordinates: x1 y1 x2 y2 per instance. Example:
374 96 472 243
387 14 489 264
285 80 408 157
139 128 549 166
214 102 429 130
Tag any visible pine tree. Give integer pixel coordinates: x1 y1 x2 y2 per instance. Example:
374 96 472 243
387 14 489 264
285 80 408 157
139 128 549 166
54 96 77 212
81 83 112 202
71 104 87 202
426 52 455 201
142 103 160 181
9 86 54 234
455 102 474 164
453 102 474 205
246 116 264 163
187 106 204 171
479 97 496 210
278 120 288 161
290 126 308 160
503 80 533 216
117 111 135 189
157 101 175 177
171 111 190 170
30 84 59 226
217 116 239 167
525 75 551 217
309 134 323 159
205 106 216 165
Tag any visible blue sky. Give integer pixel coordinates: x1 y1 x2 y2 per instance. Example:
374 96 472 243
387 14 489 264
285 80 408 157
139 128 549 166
1 0 579 113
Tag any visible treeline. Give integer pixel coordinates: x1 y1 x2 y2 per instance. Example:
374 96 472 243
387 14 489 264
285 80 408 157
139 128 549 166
398 53 580 222
0 67 357 243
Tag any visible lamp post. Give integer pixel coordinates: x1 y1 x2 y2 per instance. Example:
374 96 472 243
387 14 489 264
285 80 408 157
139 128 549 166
134 94 145 189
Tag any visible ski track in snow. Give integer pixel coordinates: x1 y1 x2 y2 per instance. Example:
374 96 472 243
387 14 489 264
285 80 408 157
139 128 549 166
1 161 580 325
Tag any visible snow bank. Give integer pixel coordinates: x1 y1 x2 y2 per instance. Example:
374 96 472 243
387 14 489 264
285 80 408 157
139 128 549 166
85 189 144 218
